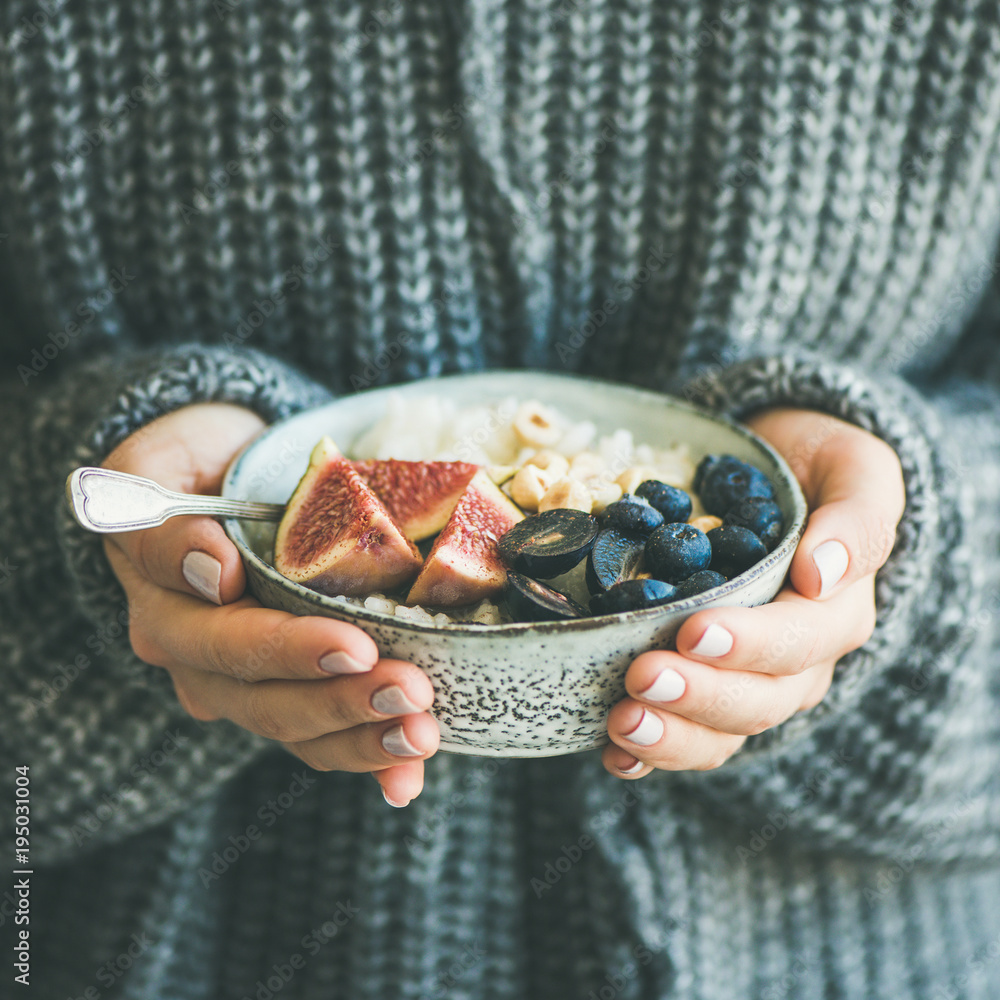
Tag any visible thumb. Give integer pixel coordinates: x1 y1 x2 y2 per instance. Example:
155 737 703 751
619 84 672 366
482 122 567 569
787 422 906 601
101 403 267 604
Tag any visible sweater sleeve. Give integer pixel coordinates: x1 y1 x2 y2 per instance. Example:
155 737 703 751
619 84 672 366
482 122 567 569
672 342 1000 865
1 343 333 865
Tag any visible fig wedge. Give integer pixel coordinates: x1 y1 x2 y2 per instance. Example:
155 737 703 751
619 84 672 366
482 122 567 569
407 470 524 607
351 458 479 542
274 438 423 596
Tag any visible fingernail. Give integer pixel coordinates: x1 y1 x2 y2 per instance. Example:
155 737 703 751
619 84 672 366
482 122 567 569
813 539 849 598
624 709 664 747
691 623 733 658
319 651 370 675
372 685 423 716
618 758 645 776
382 787 410 808
182 551 222 605
382 725 423 757
638 668 686 703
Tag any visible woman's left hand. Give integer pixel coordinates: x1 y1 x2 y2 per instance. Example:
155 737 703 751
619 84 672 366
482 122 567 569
603 408 906 777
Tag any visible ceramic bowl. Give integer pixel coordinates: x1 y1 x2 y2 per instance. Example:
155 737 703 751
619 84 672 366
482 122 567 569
222 371 807 757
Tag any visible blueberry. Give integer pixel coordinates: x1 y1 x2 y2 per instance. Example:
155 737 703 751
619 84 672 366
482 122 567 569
601 495 664 536
589 578 678 616
672 570 727 599
586 529 647 593
505 572 589 622
644 522 712 584
697 455 776 516
693 454 722 494
634 480 693 523
707 525 768 577
723 497 784 551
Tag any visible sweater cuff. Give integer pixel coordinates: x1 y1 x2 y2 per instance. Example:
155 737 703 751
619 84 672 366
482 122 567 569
680 350 966 760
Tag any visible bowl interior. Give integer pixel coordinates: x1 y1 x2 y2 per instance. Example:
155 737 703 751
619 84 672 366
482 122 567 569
222 370 807 633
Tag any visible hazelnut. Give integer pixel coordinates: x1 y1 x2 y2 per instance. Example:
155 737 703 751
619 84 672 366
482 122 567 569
513 401 562 448
539 477 593 514
511 464 556 511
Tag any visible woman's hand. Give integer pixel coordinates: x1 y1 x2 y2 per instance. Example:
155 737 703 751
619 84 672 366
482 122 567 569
603 408 906 777
101 403 439 806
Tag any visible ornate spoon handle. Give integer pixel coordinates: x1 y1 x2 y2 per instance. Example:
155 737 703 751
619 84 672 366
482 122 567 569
65 467 285 533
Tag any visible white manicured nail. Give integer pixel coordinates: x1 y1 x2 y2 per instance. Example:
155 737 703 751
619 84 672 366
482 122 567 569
624 710 664 747
382 787 409 808
691 623 733 658
182 551 222 605
618 759 645 775
813 539 849 598
319 651 370 675
638 668 686 703
372 686 423 715
382 725 423 757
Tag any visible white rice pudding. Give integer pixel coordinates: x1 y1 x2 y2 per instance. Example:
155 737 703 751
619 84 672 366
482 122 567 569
332 395 699 625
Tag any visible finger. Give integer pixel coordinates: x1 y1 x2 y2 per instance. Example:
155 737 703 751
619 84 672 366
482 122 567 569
788 428 905 600
606 699 746 771
101 403 268 603
601 744 653 780
375 762 427 807
624 650 835 737
284 710 440 773
106 516 247 605
673 577 877 676
111 550 382 682
173 658 437 743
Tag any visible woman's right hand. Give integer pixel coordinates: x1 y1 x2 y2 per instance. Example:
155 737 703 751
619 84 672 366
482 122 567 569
99 402 439 807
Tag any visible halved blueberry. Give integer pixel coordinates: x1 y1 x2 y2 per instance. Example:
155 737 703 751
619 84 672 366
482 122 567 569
505 572 589 622
589 578 678 616
600 495 664 536
635 480 693 523
724 497 784 550
498 509 600 579
586 529 646 593
644 522 712 585
672 569 727 599
707 525 767 577
696 455 776 516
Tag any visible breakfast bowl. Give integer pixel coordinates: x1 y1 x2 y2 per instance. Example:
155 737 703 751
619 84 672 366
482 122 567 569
221 371 807 757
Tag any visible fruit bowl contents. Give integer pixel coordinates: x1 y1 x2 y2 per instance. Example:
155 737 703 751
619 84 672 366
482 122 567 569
270 396 785 625
221 371 807 757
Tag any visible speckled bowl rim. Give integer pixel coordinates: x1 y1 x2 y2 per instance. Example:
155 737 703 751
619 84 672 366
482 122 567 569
222 371 808 634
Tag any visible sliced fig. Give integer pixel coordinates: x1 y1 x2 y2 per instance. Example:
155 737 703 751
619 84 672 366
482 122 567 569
274 438 423 596
406 470 524 607
498 508 600 579
351 458 479 542
504 572 588 622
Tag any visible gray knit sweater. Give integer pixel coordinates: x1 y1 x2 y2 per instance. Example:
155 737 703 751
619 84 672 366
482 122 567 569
3 1 1000 997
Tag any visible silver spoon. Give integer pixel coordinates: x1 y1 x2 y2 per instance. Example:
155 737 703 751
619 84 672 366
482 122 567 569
66 467 285 533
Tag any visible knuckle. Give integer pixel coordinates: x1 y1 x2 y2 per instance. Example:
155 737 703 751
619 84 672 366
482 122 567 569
852 603 878 648
241 687 287 741
129 621 165 667
171 678 220 722
695 735 745 771
322 687 363 731
854 512 897 576
286 742 335 772
199 629 234 677
743 704 783 736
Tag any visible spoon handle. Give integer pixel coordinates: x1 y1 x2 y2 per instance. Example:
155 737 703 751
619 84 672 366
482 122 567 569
65 467 285 533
